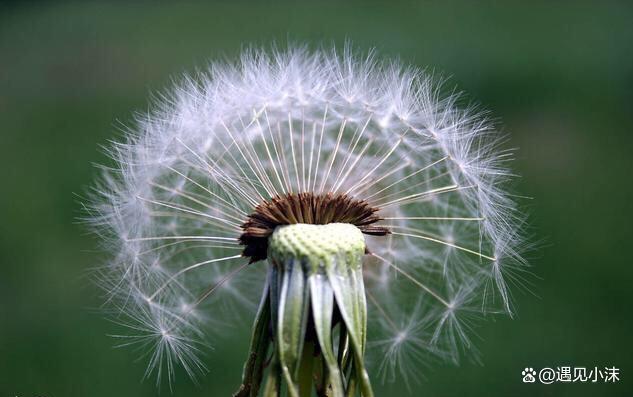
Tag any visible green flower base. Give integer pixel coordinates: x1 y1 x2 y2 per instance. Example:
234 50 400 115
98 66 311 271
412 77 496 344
234 223 374 397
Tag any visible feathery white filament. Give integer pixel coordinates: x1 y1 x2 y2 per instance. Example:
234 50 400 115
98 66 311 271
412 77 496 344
88 45 524 387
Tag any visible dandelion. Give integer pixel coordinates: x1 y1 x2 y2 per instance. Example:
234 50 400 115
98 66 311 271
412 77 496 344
87 45 525 396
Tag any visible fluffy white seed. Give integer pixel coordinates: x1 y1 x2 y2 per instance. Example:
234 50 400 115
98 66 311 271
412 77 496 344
87 45 525 386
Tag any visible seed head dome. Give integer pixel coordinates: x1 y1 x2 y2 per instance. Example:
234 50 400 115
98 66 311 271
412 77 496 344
88 45 525 386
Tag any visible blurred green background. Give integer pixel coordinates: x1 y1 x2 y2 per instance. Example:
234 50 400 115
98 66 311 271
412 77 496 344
1 2 632 396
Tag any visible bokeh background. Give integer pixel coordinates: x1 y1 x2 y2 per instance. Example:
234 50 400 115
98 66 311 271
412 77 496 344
1 2 632 396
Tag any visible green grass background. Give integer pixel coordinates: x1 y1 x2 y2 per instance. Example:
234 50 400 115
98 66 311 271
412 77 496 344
1 2 632 396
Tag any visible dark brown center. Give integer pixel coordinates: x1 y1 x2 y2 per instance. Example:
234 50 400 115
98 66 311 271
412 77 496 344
239 192 390 263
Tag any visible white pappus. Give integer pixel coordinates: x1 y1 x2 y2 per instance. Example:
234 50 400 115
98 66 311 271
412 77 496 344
86 44 527 389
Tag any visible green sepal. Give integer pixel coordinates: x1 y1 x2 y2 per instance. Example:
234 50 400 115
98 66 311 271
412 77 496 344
276 258 310 397
233 281 272 397
326 254 373 397
309 272 345 396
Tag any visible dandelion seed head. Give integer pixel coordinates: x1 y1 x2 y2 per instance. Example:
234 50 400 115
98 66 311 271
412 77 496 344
87 44 525 387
